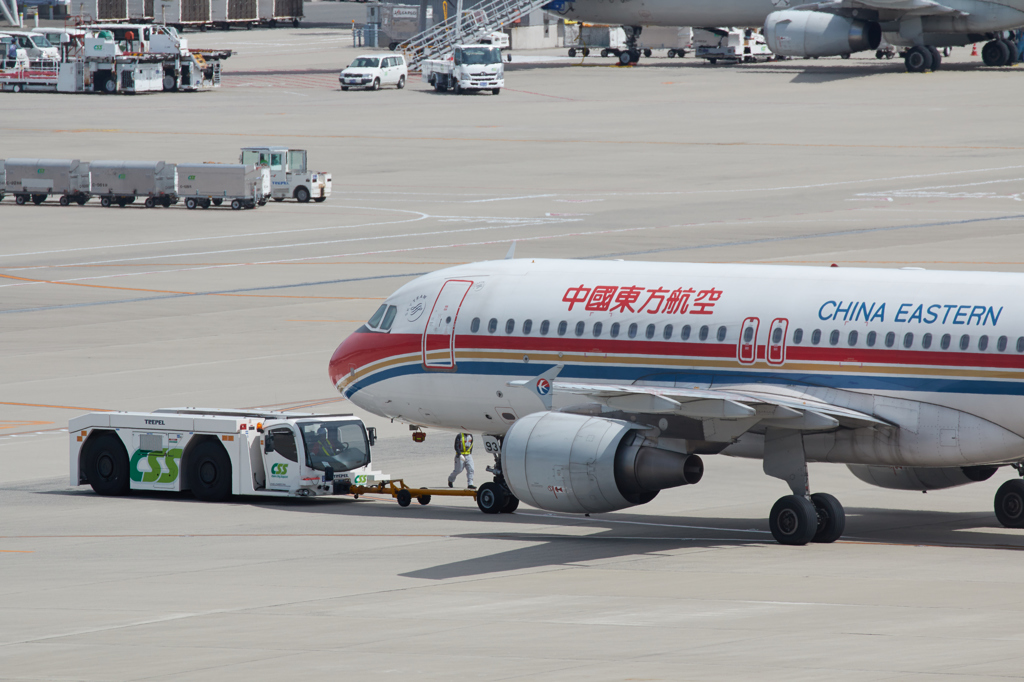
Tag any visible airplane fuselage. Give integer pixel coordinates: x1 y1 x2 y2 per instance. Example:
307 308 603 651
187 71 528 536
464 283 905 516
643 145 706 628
330 259 1024 469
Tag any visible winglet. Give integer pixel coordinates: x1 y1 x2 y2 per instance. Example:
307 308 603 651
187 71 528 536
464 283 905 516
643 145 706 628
507 364 563 410
505 241 516 260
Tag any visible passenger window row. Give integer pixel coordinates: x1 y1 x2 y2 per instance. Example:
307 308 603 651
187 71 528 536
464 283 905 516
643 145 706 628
469 317 730 342
791 328 1024 352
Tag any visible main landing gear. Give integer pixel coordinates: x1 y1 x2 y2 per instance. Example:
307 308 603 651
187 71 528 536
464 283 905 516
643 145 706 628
904 44 943 72
618 26 643 66
981 38 1019 67
763 430 846 545
994 464 1024 528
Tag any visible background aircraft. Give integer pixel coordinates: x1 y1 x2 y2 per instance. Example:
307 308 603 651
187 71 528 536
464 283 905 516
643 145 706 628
542 0 1024 71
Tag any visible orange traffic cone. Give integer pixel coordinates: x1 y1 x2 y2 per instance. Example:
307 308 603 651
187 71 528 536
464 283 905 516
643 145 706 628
972 43 978 57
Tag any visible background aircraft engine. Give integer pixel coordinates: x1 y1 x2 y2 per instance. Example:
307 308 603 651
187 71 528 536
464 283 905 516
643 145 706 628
847 464 998 491
501 412 704 514
764 10 881 57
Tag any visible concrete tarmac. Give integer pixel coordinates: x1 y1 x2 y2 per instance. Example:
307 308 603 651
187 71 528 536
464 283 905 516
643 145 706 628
3 25 1024 680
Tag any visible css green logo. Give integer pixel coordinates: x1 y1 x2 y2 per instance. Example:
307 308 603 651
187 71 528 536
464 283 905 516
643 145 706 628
130 448 182 483
93 44 102 50
37 168 44 174
271 463 289 476
118 173 126 179
354 475 368 484
188 175 196 180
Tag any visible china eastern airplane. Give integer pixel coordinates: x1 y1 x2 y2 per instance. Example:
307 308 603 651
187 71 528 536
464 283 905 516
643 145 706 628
541 0 1024 72
329 257 1024 545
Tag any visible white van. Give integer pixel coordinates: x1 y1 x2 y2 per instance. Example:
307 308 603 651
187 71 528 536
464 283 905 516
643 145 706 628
0 31 60 60
339 54 407 91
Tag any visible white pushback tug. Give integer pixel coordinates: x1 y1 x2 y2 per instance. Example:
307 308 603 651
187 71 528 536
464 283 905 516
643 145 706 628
70 408 385 501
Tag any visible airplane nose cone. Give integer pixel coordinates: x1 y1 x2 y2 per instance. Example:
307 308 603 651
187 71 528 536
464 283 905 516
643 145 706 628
328 333 360 394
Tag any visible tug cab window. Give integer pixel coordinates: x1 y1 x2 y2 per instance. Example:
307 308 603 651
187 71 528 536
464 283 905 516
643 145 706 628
299 420 370 473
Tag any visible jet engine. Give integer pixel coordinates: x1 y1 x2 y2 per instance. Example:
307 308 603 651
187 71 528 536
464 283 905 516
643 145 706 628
764 10 881 57
847 464 998 491
501 412 703 514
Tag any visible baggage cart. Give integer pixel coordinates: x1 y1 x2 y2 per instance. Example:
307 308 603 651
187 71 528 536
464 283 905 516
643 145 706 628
177 163 270 210
258 0 301 27
211 0 257 28
152 0 212 28
3 158 91 206
72 0 129 21
90 160 177 208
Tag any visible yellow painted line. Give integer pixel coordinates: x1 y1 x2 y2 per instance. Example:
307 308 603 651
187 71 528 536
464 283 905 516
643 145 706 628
0 401 108 412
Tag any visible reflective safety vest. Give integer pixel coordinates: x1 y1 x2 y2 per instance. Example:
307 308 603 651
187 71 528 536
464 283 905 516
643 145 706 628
457 432 473 456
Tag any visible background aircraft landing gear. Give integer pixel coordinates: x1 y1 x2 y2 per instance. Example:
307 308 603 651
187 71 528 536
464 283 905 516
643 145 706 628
982 39 1011 66
904 45 934 72
618 26 643 65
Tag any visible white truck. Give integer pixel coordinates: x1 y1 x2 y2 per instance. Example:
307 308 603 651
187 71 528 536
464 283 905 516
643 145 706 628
695 28 773 64
70 408 386 501
239 146 330 203
421 44 504 95
177 163 270 210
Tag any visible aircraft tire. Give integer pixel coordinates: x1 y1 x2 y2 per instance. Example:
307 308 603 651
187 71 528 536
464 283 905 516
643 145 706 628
476 482 505 514
904 45 932 73
982 40 1008 66
188 441 232 502
769 495 817 545
618 51 631 65
995 479 1024 528
1002 39 1017 65
501 493 519 514
82 433 130 496
928 46 942 70
810 492 846 543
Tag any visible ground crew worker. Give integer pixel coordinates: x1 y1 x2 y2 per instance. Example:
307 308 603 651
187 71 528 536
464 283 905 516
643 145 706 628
448 432 475 489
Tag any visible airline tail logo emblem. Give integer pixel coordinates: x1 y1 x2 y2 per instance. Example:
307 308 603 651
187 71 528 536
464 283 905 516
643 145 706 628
536 378 550 395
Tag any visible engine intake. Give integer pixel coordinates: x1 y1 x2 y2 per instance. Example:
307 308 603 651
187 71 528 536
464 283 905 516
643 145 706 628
502 412 703 514
765 10 881 57
847 464 998 491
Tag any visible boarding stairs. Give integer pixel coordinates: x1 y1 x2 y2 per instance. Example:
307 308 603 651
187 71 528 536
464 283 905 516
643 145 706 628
400 0 549 68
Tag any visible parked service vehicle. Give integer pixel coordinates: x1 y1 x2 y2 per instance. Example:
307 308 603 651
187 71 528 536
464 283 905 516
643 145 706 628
177 163 270 210
91 160 177 208
475 31 510 49
339 54 407 91
422 44 503 95
70 408 384 501
695 28 773 64
239 146 330 203
0 31 60 60
2 158 91 205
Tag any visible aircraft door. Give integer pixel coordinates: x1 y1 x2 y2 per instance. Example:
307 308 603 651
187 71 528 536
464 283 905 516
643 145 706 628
263 425 300 491
738 317 759 365
422 279 473 370
767 318 789 365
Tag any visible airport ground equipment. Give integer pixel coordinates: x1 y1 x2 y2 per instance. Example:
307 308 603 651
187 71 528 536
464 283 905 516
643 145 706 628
422 44 503 94
75 0 129 21
177 163 270 210
90 159 177 207
239 146 330 203
2 158 91 205
344 477 518 513
398 0 549 68
339 53 407 90
695 28 772 64
70 408 384 501
151 0 212 28
258 0 301 27
210 0 257 29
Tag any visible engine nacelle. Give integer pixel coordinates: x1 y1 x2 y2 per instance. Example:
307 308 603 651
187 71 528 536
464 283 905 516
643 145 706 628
765 10 881 57
501 412 703 514
847 464 998 491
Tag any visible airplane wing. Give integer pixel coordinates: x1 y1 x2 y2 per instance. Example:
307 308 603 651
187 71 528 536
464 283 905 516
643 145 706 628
794 0 965 14
508 371 887 439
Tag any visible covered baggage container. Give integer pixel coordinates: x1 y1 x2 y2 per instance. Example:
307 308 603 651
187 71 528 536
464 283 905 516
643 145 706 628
71 0 129 21
3 158 91 206
212 0 257 27
258 0 301 27
90 160 177 208
152 0 211 27
177 163 269 210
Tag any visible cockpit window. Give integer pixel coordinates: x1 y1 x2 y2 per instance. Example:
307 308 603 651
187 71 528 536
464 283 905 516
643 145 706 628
380 305 398 331
367 304 387 328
